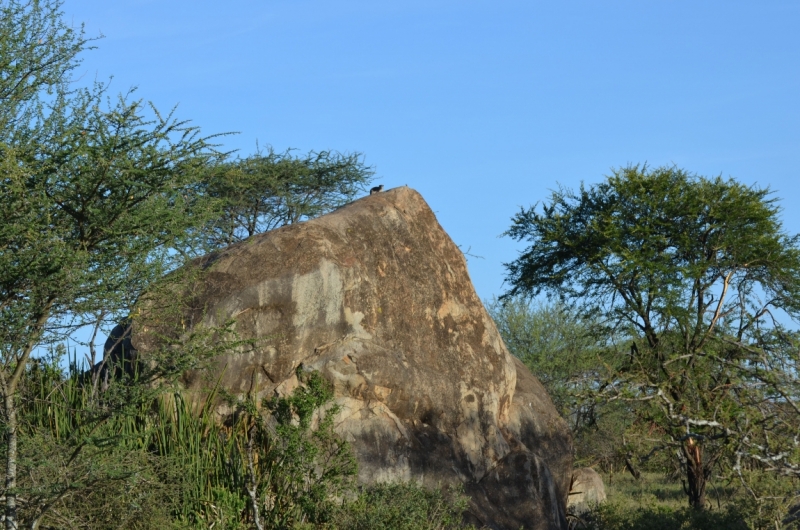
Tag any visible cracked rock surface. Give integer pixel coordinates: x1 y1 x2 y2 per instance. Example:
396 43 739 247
111 186 573 530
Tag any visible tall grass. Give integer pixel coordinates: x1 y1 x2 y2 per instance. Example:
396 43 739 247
571 471 797 530
12 354 355 528
12 354 478 529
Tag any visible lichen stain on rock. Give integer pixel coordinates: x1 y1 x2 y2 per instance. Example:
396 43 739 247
290 259 344 330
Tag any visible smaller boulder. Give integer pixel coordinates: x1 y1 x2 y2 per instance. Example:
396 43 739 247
567 468 606 515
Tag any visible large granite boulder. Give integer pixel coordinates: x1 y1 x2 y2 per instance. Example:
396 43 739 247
110 187 572 529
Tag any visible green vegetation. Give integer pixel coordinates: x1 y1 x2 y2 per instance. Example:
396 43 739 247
8 351 471 529
196 147 374 251
571 472 792 530
327 483 472 530
0 0 227 524
500 165 800 524
486 299 598 422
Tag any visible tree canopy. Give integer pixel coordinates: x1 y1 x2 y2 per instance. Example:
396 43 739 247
503 165 800 510
196 148 374 250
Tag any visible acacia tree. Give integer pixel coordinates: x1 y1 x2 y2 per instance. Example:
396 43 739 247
196 147 375 250
503 165 800 510
1 97 220 528
0 1 227 527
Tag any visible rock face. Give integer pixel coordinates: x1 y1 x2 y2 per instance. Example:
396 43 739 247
113 187 572 529
567 468 606 515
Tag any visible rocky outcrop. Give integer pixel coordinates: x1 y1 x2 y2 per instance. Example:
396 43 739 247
110 187 572 530
567 468 606 515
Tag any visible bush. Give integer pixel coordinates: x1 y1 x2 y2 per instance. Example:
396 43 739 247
576 502 749 530
10 355 358 529
329 482 474 530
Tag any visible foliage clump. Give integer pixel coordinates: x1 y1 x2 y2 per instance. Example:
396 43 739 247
0 1 467 527
9 355 342 528
197 147 375 250
578 501 749 530
6 353 477 529
327 482 473 530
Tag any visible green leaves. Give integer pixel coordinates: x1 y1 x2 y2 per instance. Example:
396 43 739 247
1 87 221 370
487 298 601 418
0 0 96 145
504 165 800 348
329 482 471 530
0 2 378 526
255 369 356 527
196 147 375 250
503 164 800 509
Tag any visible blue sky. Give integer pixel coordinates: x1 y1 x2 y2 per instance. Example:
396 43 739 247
63 0 800 302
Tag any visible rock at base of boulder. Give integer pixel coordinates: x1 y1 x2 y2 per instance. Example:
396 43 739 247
567 467 606 515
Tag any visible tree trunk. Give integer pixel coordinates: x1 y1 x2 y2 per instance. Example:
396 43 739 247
2 308 53 529
624 452 642 480
4 392 18 529
683 438 706 510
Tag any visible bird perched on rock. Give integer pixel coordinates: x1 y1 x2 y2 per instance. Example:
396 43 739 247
370 184 384 195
